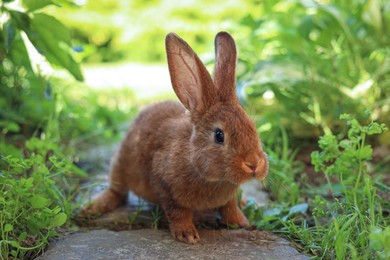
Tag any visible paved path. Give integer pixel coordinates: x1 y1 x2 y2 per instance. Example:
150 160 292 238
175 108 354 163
38 178 308 260
39 229 307 260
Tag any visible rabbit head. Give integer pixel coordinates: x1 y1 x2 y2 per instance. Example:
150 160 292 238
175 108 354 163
166 32 268 185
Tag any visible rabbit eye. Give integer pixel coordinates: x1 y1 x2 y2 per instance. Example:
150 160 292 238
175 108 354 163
214 128 224 144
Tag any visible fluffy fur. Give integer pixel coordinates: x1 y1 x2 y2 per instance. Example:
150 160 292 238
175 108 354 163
83 32 269 244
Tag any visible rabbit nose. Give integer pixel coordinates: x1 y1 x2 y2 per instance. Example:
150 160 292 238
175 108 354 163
244 162 256 172
243 152 267 178
242 161 256 176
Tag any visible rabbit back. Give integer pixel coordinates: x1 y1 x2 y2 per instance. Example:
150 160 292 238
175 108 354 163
109 100 188 204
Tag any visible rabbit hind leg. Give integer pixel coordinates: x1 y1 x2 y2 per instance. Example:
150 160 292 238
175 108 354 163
81 154 129 216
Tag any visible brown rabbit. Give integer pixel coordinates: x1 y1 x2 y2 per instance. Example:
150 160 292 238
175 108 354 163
83 32 268 244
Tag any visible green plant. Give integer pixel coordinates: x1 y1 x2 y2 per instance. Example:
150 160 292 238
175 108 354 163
0 3 139 257
312 112 387 202
369 226 390 260
245 114 388 259
262 127 302 204
0 137 85 259
151 205 163 230
47 77 137 145
238 0 390 141
1 0 83 80
0 79 136 258
0 0 86 149
307 113 388 258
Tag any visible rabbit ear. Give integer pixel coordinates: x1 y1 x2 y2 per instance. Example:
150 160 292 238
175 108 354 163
213 32 238 102
166 33 216 112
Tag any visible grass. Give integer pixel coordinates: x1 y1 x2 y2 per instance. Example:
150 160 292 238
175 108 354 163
244 113 389 259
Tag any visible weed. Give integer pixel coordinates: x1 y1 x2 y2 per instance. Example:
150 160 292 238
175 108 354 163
128 204 146 225
258 126 302 204
151 206 163 230
246 114 388 259
0 138 85 259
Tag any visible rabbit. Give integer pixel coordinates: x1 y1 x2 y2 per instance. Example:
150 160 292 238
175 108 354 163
82 32 269 244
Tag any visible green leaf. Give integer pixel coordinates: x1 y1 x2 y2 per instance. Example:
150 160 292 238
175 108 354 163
8 10 31 32
7 30 34 72
31 195 49 209
357 145 372 161
349 119 361 130
4 224 13 232
311 151 324 172
22 0 56 12
282 203 308 221
288 203 308 216
10 250 17 257
317 5 354 45
367 122 384 135
26 14 84 81
3 20 17 52
340 113 351 120
239 14 263 30
0 120 20 133
263 207 282 217
10 241 19 248
53 0 78 7
318 134 339 160
19 177 34 189
369 226 390 252
52 206 62 215
49 212 67 228
18 232 27 242
27 220 40 234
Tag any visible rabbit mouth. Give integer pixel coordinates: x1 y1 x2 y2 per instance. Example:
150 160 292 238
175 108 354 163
241 159 268 181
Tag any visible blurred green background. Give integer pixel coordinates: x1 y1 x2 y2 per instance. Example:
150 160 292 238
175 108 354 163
1 0 389 149
1 0 389 259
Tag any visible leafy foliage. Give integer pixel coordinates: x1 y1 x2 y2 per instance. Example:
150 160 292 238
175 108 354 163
0 0 82 141
0 137 84 258
45 0 251 63
1 0 83 80
0 1 136 258
237 0 390 141
1 0 134 147
263 127 301 204
246 115 388 259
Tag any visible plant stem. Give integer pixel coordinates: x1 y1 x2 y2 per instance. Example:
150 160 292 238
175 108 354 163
353 132 366 206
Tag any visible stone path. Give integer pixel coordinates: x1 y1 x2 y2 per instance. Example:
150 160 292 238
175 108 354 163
38 229 307 260
38 176 309 259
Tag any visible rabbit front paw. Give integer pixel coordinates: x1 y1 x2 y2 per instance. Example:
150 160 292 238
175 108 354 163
164 206 200 244
170 225 200 244
224 210 250 227
219 198 250 227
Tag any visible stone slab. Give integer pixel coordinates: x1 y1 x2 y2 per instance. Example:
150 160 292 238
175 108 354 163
38 229 308 260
